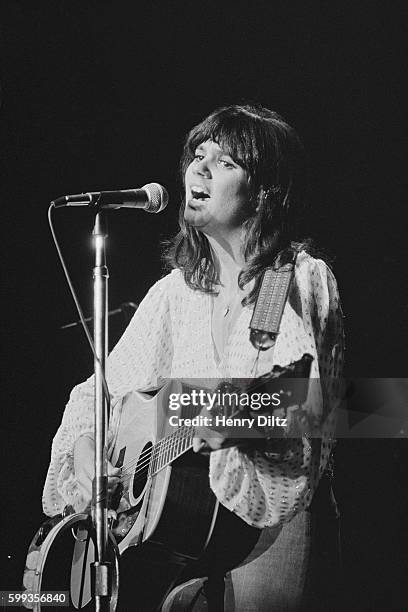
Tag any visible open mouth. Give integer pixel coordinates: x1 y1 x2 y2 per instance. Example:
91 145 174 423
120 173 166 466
190 187 210 202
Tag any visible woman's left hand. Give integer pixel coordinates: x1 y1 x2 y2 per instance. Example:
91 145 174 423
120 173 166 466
192 425 228 453
193 420 244 453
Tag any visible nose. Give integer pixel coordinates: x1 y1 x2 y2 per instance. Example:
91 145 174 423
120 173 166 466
193 157 211 178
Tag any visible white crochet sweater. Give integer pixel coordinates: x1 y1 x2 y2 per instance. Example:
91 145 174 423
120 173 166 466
43 251 344 528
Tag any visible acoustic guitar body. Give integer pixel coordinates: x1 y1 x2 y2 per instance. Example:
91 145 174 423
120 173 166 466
71 383 260 610
24 356 313 610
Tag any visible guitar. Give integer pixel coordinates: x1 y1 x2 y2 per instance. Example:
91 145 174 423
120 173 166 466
23 354 313 610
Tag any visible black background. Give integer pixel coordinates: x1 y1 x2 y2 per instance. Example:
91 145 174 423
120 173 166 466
1 1 407 609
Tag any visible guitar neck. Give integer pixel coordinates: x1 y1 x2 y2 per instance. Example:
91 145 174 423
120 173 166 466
148 406 245 476
149 426 194 476
147 352 313 476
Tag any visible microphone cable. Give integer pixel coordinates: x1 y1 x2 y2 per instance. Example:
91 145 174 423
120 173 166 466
47 202 111 408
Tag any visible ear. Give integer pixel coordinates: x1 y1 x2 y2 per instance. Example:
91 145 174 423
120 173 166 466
256 185 281 212
255 186 267 213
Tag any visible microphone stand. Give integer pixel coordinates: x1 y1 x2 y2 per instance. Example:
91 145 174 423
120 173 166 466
91 210 112 612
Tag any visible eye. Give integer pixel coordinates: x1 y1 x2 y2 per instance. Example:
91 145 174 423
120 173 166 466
193 152 204 162
218 158 235 169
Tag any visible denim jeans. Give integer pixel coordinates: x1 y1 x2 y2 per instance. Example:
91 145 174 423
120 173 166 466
163 474 340 612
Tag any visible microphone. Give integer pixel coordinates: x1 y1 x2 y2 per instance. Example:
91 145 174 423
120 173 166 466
51 182 168 213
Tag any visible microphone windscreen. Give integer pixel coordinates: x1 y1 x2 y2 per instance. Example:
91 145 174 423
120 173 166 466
143 183 169 213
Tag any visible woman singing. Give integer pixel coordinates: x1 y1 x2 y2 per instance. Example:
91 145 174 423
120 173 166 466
42 104 344 610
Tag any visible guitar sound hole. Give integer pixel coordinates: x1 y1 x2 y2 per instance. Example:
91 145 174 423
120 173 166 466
132 442 152 500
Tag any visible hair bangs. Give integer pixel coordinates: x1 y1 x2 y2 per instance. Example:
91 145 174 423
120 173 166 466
186 113 258 173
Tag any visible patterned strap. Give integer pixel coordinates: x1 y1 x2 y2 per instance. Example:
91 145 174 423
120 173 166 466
249 249 298 350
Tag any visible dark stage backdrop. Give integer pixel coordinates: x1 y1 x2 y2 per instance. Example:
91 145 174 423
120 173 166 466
1 2 406 609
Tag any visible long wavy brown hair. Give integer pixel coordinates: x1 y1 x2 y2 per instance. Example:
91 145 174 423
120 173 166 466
164 104 311 304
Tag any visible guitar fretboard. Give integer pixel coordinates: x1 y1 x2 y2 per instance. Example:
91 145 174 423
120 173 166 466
145 353 313 477
149 426 194 475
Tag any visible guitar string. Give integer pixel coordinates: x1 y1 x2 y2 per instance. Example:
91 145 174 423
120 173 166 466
116 381 274 483
118 429 194 488
117 402 246 486
119 429 193 483
117 412 218 479
117 395 295 491
119 443 191 489
114 373 279 474
116 402 234 477
115 402 247 486
110 364 308 523
116 425 191 476
117 406 252 492
115 370 291 477
117 427 193 482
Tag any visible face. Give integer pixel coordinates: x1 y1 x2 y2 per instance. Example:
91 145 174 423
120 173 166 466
184 140 251 238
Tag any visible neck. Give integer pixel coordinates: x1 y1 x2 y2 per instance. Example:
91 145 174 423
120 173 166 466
206 231 245 291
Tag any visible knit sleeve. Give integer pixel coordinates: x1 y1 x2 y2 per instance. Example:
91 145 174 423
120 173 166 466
209 256 345 528
290 257 345 428
42 273 175 516
308 258 344 381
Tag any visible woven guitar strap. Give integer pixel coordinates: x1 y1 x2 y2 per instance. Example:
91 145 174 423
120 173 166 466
249 247 299 350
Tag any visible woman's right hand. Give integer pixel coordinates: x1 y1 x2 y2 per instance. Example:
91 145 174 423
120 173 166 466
74 435 121 508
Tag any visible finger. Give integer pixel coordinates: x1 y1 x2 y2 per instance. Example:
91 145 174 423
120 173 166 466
107 509 117 522
193 437 206 453
107 463 121 477
207 437 223 450
107 481 120 494
108 476 120 485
